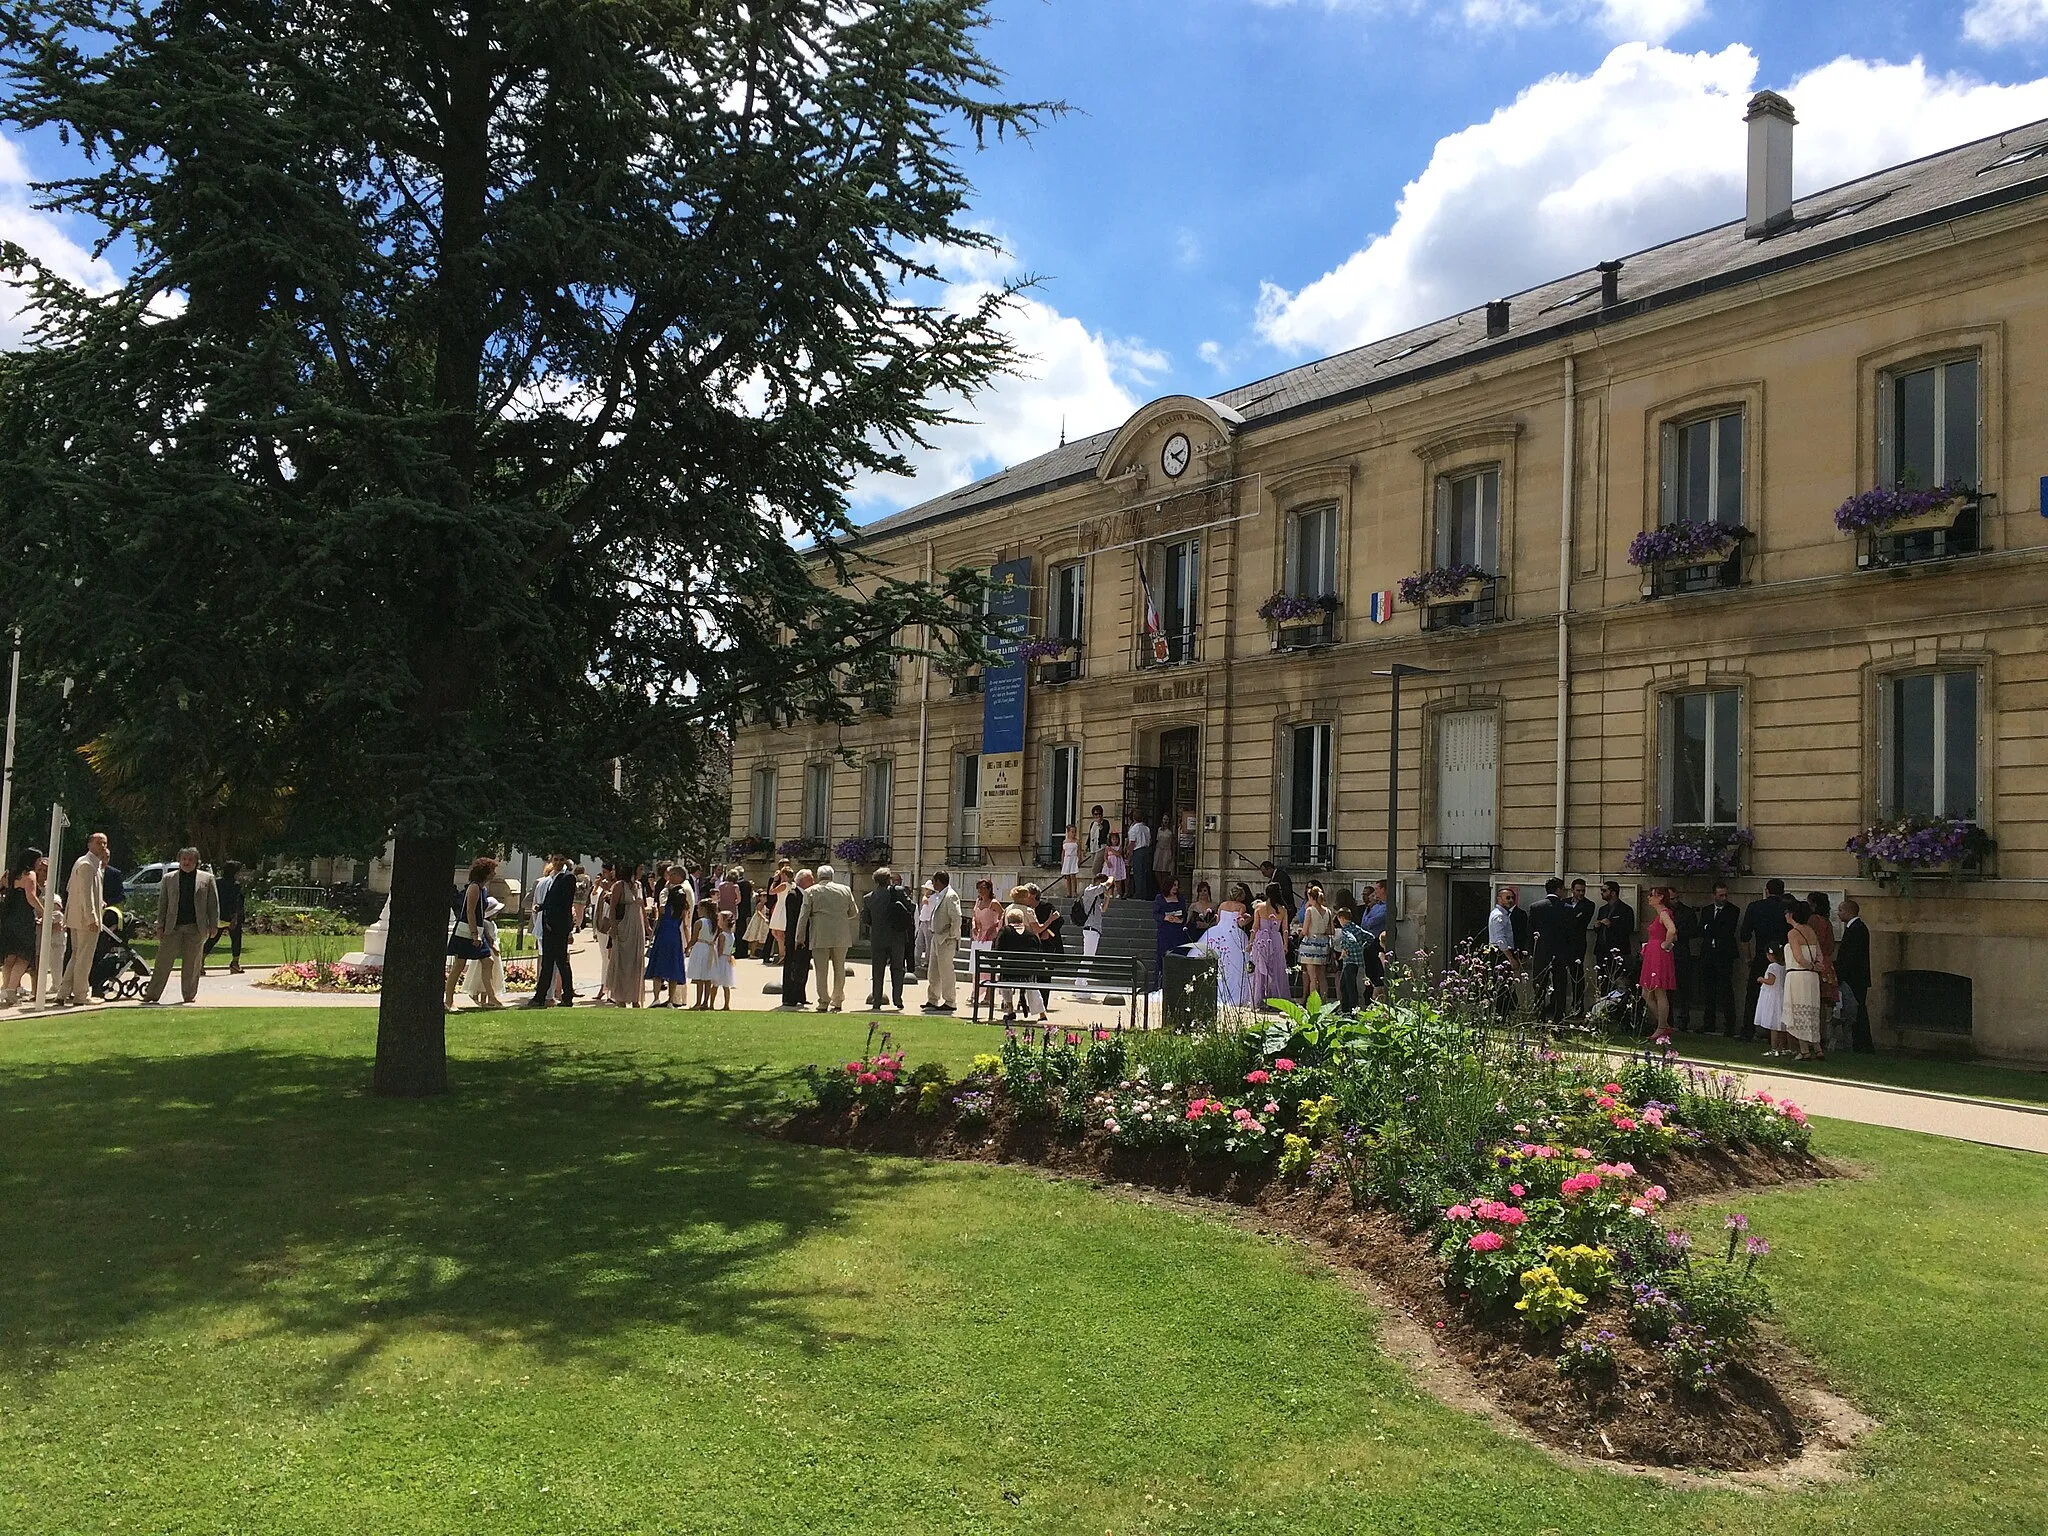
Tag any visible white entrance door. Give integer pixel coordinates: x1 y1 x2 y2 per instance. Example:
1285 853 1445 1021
1437 711 1498 851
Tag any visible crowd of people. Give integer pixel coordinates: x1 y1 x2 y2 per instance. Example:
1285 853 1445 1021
0 832 247 1008
1484 876 1875 1061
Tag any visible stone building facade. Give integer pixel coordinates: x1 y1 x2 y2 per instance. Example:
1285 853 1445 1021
731 100 2048 1062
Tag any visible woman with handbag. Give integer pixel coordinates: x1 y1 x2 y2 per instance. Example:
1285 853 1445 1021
444 857 503 1011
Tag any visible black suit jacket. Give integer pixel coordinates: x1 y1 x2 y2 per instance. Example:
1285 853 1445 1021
1562 897 1594 954
862 884 914 946
1738 896 1788 963
783 885 807 952
1835 917 1872 993
1594 900 1635 960
1528 896 1571 965
1509 905 1531 956
1700 899 1741 961
537 869 576 935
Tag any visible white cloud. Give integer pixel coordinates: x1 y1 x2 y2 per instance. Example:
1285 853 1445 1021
848 260 1163 517
1255 43 2048 356
1965 0 2048 46
0 133 122 348
1254 0 1704 43
1590 0 1706 41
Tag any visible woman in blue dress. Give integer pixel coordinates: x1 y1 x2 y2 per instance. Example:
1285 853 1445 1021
644 880 690 1007
1151 875 1185 988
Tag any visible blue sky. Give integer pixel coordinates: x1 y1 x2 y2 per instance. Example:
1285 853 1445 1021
5 1 2048 518
843 0 2048 515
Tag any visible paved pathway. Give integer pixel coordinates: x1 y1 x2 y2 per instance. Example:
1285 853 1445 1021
8 940 2044 1155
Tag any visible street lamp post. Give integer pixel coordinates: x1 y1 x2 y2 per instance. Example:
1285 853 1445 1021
1373 663 1447 960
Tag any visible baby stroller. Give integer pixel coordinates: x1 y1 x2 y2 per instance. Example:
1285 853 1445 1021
92 910 150 1001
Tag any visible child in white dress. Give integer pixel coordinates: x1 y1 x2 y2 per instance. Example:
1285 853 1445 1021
708 910 737 1010
1752 949 1787 1055
686 911 719 1010
1059 824 1081 898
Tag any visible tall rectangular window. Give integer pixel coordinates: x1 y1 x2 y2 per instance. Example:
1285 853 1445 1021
1659 689 1740 827
1044 744 1080 845
1050 562 1085 643
749 766 778 839
1888 670 1978 819
1146 537 1199 664
801 762 831 842
1661 410 1744 526
1287 723 1332 866
1434 467 1500 571
1285 503 1339 599
1886 356 1979 490
955 752 980 853
862 759 894 842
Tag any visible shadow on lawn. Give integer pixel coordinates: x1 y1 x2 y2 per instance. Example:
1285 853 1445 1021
0 1043 917 1389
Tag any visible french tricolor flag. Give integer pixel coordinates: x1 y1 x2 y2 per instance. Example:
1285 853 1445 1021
1368 590 1395 624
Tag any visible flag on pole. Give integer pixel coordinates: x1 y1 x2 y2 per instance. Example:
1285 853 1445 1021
1138 558 1169 664
1368 590 1396 624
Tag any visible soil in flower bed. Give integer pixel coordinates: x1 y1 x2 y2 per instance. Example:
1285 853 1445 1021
775 1101 1844 1475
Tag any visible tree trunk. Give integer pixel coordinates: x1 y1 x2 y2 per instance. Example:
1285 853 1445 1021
372 830 457 1097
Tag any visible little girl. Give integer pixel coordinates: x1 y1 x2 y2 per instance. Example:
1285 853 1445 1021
708 909 737 1011
685 904 720 1010
1102 830 1127 897
1753 945 1788 1056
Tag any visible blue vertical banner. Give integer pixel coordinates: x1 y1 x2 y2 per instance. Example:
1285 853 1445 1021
977 557 1032 848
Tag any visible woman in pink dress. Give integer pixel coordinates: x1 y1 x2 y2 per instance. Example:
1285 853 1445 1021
1638 885 1679 1053
1250 881 1291 1009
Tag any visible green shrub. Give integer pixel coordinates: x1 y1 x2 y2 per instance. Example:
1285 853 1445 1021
1277 1133 1314 1180
1513 1265 1587 1333
1544 1244 1617 1300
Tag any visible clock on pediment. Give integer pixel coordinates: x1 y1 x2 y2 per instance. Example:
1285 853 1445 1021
1159 432 1192 479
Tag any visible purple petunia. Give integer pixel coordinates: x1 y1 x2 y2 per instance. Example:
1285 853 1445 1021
1627 519 1742 568
1832 482 1967 533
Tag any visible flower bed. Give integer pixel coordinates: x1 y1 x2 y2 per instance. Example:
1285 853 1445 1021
258 960 382 993
1396 564 1488 606
779 983 1835 1473
1624 824 1753 877
1626 521 1741 568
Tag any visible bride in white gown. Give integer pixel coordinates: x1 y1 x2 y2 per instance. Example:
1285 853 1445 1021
1196 884 1255 1009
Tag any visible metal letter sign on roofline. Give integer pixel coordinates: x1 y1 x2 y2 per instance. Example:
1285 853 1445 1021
981 558 1032 756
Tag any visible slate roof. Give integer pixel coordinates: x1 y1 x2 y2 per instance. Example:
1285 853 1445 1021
853 115 2048 546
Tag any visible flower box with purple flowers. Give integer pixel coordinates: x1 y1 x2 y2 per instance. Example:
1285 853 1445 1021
1397 565 1489 607
1832 482 1968 535
725 834 774 861
1624 825 1754 877
1256 591 1337 624
1626 520 1742 570
1846 815 1993 876
1015 634 1075 663
833 836 890 865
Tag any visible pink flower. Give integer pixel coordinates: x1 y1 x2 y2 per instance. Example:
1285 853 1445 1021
1467 1231 1506 1252
1603 1082 1623 1095
1245 1070 1271 1085
1754 1091 1776 1105
844 1062 862 1075
1560 1172 1601 1197
1274 1058 1297 1072
1498 1207 1527 1226
1445 1204 1474 1221
878 1072 896 1085
1597 1095 1618 1110
857 1072 878 1086
1612 1115 1637 1131
1263 1102 1279 1114
1571 1148 1594 1161
1233 1107 1255 1124
1643 1107 1666 1128
1509 1183 1525 1197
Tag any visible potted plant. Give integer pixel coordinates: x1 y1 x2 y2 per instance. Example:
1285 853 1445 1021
1846 815 1993 886
776 837 827 861
1627 521 1743 571
1623 825 1754 878
1397 564 1489 607
1257 591 1339 646
725 834 774 862
1833 482 1969 538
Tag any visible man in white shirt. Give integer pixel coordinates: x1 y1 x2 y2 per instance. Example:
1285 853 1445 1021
1488 887 1524 1020
57 831 109 1005
922 871 963 1012
1079 870 1111 958
1125 816 1153 900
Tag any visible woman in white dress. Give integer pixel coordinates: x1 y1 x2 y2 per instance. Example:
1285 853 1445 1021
685 906 719 1009
1781 899 1826 1061
767 862 793 963
708 910 738 1010
1058 823 1082 898
1197 882 1256 1010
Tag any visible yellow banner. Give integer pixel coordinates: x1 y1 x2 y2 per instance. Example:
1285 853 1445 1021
978 751 1025 849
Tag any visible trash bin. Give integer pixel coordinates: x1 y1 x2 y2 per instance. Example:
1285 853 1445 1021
1160 946 1217 1033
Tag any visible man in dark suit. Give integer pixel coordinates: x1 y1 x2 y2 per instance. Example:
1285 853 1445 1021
1738 878 1790 1041
1835 897 1873 1053
1698 882 1743 1035
734 871 754 958
1527 878 1573 1025
522 855 579 1008
862 867 915 1010
1593 881 1635 992
778 871 812 1009
1258 859 1297 922
1564 879 1595 1014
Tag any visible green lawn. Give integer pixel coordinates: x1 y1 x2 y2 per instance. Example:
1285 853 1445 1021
3 1007 2045 1534
1614 1022 2048 1108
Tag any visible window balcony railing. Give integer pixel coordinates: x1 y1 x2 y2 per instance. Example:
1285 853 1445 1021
947 669 983 697
859 683 897 715
1033 839 1066 871
1638 529 1750 600
946 842 985 868
1269 605 1340 652
1285 834 1337 870
1137 627 1201 668
1419 576 1502 633
1420 843 1498 872
1856 492 1990 571
1033 640 1084 686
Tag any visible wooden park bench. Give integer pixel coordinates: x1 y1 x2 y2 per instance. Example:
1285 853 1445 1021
969 949 1148 1028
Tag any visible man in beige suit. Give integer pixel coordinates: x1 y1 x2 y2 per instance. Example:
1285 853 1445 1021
922 870 962 1012
793 862 858 1012
145 848 220 1005
56 831 109 1005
